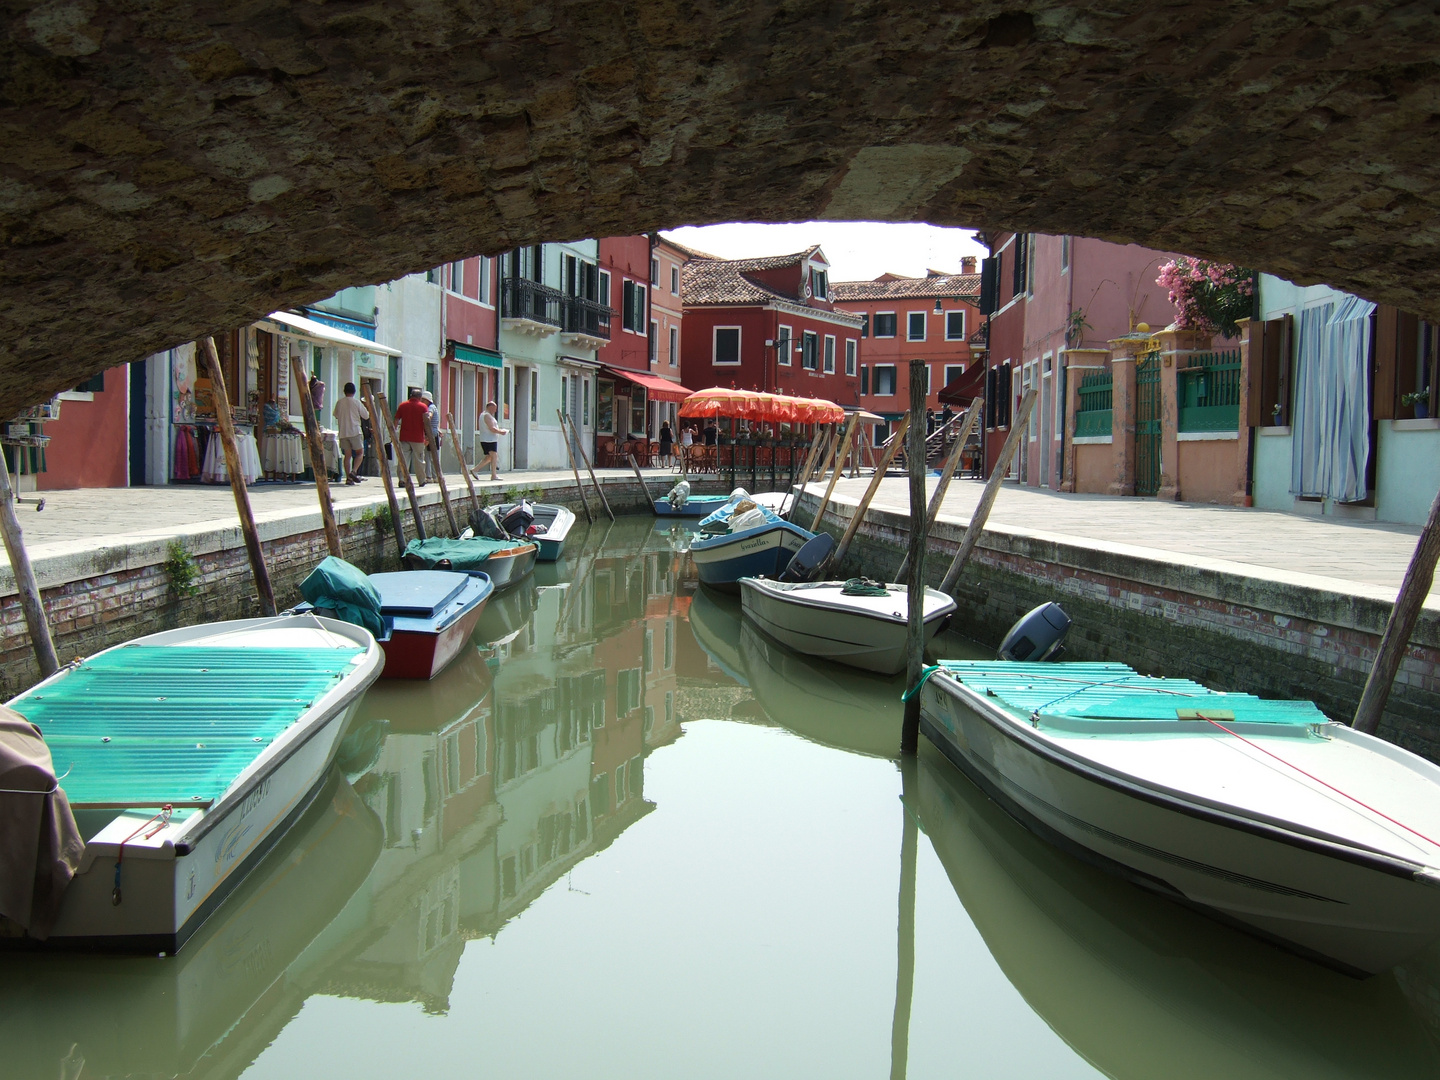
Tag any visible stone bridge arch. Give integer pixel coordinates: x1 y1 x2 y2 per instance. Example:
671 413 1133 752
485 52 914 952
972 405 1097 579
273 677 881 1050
3 0 1439 416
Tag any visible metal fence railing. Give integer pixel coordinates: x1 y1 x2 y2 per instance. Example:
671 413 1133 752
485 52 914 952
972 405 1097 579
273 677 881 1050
1074 371 1113 439
1178 349 1242 432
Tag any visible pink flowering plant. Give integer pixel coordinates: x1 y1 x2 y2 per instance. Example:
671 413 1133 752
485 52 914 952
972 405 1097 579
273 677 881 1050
1156 258 1255 338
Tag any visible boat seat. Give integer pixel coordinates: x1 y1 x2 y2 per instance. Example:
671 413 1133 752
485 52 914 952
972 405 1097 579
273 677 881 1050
10 644 365 806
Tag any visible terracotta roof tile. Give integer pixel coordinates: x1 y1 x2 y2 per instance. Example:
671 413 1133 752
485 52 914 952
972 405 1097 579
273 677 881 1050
682 247 819 305
831 273 981 302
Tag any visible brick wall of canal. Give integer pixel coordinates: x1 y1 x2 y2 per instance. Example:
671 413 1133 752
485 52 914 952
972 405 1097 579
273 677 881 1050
0 476 714 698
800 492 1440 764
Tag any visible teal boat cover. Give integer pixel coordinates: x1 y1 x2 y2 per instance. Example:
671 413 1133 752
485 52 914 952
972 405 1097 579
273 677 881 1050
301 556 384 639
10 643 366 806
404 536 523 573
934 661 1328 728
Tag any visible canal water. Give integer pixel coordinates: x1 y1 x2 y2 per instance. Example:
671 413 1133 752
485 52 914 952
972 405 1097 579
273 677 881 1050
4 516 1440 1078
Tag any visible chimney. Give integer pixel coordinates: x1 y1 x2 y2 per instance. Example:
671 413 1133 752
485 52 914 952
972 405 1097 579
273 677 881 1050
961 256 977 274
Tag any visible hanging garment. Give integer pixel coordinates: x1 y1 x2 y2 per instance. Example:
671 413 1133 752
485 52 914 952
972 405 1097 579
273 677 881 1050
172 425 200 481
1290 295 1376 503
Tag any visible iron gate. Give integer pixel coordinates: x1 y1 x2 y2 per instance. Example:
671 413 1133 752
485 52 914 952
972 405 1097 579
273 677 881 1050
1135 349 1161 497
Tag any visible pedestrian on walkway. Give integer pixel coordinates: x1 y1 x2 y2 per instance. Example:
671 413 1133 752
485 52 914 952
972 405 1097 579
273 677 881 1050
480 401 508 481
704 420 718 447
659 420 673 467
421 390 442 470
333 382 369 484
395 387 431 485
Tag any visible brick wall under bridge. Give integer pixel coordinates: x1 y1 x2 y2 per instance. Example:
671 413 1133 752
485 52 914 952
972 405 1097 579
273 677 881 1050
801 492 1440 764
0 475 725 697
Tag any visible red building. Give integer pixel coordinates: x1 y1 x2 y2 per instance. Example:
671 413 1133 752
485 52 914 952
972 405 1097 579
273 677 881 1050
679 246 864 415
29 368 130 490
832 263 982 442
439 255 501 461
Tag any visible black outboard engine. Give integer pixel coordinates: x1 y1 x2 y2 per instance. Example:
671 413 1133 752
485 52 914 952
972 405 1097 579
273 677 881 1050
778 533 835 583
470 507 509 541
998 602 1071 662
500 501 535 539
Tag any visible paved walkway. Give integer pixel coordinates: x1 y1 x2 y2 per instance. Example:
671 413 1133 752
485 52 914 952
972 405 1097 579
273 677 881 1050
814 475 1430 601
4 468 682 561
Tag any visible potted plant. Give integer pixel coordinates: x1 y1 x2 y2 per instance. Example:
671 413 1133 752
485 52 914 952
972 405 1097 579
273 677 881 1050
1402 390 1430 419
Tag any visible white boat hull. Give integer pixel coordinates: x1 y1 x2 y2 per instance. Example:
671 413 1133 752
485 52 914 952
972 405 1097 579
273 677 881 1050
16 616 383 953
919 671 1440 976
739 578 956 674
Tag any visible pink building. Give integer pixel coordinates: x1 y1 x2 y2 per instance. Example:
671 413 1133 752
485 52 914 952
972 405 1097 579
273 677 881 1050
440 255 502 460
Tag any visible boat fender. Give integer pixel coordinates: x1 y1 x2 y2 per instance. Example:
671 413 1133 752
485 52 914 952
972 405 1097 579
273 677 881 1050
997 602 1071 662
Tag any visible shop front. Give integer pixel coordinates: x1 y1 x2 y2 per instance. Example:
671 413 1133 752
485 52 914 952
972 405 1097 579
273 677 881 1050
596 366 690 466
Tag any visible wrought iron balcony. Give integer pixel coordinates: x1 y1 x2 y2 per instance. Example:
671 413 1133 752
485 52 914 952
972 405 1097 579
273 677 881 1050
560 296 613 344
501 277 563 335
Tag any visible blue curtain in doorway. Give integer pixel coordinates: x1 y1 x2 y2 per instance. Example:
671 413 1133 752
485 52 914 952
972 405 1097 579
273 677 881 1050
1290 295 1375 503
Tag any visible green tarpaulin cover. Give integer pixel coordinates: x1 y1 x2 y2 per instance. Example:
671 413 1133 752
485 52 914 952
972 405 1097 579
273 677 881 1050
300 556 385 639
403 537 519 573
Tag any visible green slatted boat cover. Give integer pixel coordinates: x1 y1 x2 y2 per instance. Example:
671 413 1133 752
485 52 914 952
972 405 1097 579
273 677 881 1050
935 661 1327 728
8 644 365 806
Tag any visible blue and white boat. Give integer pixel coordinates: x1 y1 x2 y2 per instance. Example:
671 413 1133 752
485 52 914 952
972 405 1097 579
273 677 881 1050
689 505 814 592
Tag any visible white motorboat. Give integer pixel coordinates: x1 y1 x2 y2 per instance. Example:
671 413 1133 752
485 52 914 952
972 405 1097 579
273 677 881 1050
738 576 957 674
916 660 1440 976
2 615 383 953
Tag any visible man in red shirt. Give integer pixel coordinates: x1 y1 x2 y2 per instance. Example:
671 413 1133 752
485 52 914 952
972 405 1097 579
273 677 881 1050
394 387 431 485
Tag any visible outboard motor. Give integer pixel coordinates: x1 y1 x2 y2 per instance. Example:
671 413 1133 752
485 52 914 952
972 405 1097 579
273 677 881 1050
500 500 535 539
998 602 1071 662
470 507 509 541
778 532 836 583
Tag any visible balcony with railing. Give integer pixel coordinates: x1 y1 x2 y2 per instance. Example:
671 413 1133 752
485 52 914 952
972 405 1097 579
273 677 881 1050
501 277 563 337
559 295 613 350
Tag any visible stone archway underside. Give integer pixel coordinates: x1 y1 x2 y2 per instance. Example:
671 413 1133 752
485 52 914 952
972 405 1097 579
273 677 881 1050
3 1 1440 415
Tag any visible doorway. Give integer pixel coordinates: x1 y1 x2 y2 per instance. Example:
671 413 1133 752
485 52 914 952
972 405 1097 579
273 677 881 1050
1040 355 1054 488
513 364 530 469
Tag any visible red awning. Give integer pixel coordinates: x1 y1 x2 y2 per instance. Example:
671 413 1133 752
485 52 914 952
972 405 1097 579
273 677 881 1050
601 367 693 403
937 364 987 406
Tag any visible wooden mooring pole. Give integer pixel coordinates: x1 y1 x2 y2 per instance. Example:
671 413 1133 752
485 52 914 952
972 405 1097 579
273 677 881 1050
364 386 408 563
566 412 614 521
375 392 427 542
939 389 1037 596
289 354 343 559
1354 485 1440 734
558 409 594 524
425 439 461 537
0 454 57 676
808 413 860 532
629 454 658 514
891 755 918 1080
445 414 482 518
829 414 909 572
901 359 928 755
200 336 276 616
896 398 982 584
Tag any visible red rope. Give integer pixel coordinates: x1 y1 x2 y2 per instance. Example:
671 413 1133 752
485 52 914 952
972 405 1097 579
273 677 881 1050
112 804 173 906
1197 715 1440 850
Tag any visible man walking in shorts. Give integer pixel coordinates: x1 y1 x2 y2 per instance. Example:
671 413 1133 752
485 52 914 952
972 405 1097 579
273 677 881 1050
395 387 431 485
333 382 368 484
480 401 507 481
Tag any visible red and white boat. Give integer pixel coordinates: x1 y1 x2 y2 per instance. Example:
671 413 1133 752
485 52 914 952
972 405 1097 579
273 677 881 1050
370 571 493 680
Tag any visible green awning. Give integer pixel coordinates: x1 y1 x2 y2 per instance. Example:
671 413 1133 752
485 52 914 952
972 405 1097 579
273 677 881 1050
451 342 503 369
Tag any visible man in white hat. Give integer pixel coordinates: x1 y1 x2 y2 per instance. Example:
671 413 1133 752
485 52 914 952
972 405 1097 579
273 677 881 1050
420 390 441 471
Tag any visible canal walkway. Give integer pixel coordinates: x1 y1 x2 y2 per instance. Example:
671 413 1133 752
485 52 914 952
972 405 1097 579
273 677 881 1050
808 475 1434 603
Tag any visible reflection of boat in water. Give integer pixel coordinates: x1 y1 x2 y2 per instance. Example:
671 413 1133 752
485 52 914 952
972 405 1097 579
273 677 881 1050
740 620 901 757
909 747 1440 1080
0 770 382 1079
475 578 540 648
687 587 749 686
354 633 492 736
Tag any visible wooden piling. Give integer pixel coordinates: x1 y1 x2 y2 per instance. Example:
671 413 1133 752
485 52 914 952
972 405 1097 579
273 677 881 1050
425 440 461 537
810 424 844 492
375 391 427 542
289 354 343 559
558 409 594 523
891 755 918 1080
830 414 909 572
445 413 481 518
901 360 928 755
939 388 1037 595
629 454 658 514
1354 485 1440 734
364 386 408 563
785 428 826 520
808 413 860 532
895 397 982 584
199 337 276 615
564 412 614 521
0 454 58 676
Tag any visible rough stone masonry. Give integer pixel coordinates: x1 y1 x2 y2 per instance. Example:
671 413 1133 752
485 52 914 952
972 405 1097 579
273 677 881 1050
3 1 1440 415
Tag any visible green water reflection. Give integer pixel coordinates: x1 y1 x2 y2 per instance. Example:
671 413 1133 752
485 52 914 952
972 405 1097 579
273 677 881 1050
3 516 1440 1078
